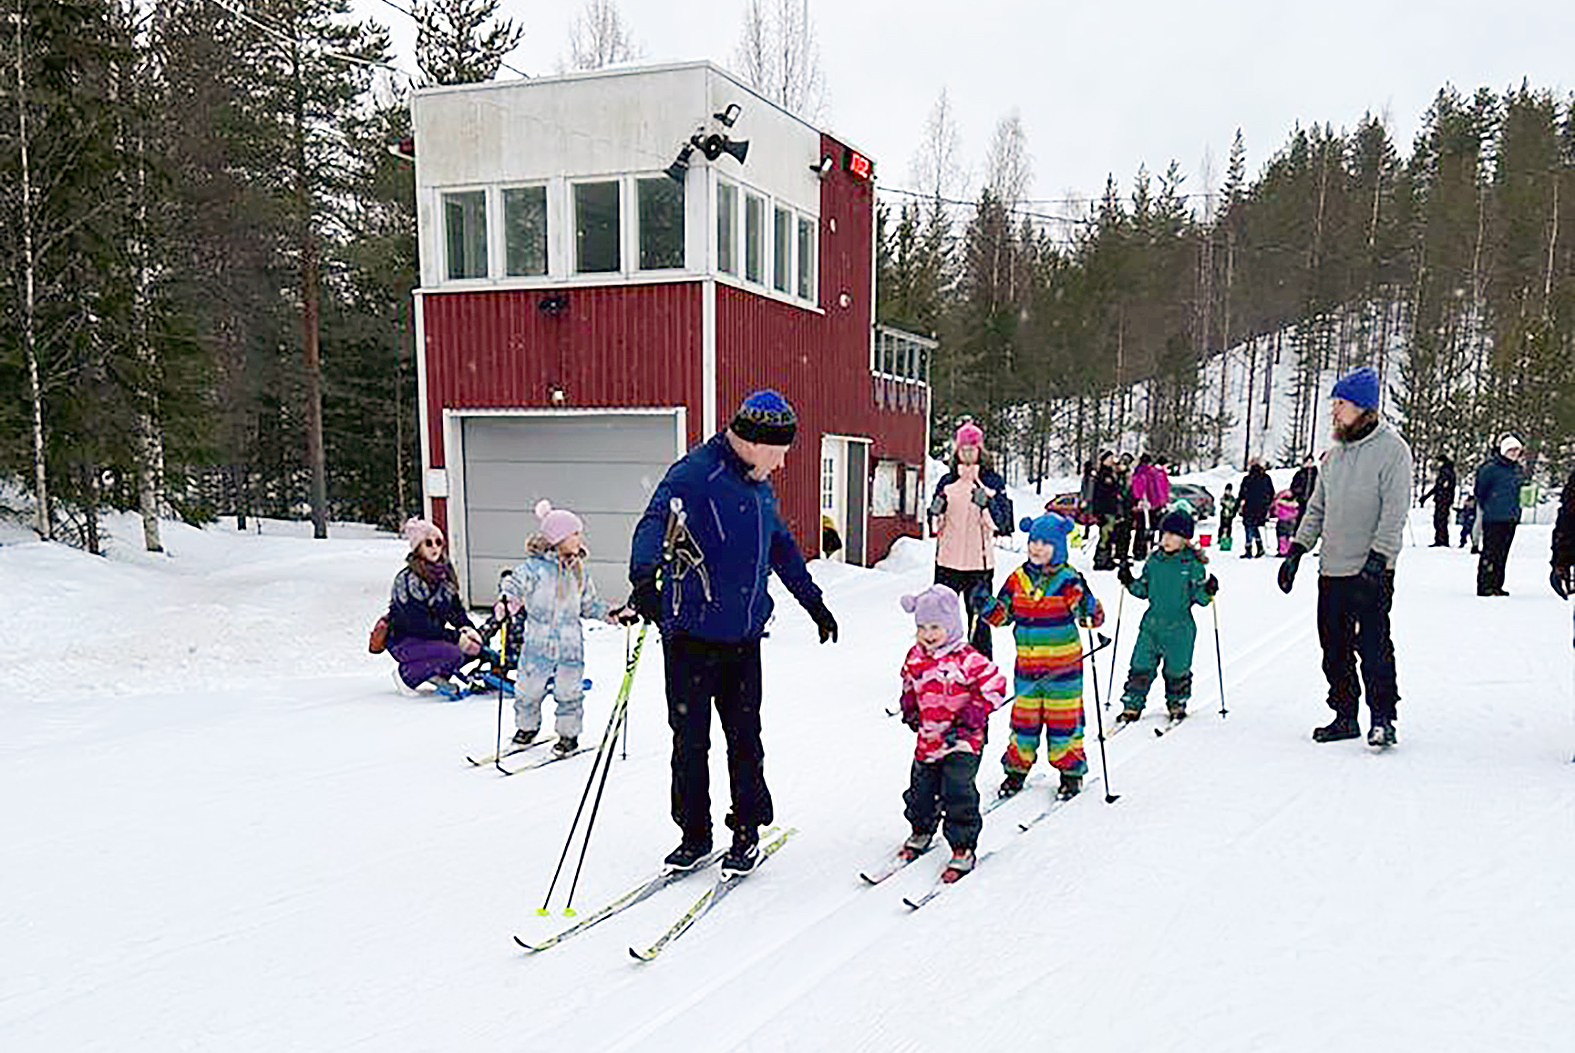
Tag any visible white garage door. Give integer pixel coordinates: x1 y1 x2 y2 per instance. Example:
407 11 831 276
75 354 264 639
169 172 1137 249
457 411 684 607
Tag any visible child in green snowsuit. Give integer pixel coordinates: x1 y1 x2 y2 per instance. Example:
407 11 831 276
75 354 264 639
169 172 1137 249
1114 509 1219 722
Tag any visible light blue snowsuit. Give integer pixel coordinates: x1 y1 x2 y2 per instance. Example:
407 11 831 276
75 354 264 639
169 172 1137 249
499 538 610 739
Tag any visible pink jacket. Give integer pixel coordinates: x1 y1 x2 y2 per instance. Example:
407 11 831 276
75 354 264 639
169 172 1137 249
899 640 1009 762
1130 464 1171 511
933 465 996 571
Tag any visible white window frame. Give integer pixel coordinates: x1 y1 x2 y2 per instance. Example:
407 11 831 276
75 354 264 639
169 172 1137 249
743 191 766 286
715 177 739 277
439 185 492 284
797 213 817 303
499 182 551 279
635 173 687 272
570 176 625 276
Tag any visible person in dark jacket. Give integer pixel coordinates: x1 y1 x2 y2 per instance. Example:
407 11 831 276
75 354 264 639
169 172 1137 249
1458 494 1478 551
1418 455 1457 547
628 389 838 875
1550 467 1575 598
386 518 481 693
1474 435 1527 597
1090 451 1124 570
1238 461 1275 558
1289 454 1319 531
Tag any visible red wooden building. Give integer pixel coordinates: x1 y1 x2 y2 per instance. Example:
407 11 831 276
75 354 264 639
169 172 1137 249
411 62 932 602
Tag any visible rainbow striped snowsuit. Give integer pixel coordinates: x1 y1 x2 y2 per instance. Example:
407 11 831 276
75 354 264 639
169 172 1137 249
981 562 1104 778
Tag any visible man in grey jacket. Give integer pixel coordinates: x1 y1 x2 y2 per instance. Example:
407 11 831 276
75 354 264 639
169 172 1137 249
1276 366 1413 747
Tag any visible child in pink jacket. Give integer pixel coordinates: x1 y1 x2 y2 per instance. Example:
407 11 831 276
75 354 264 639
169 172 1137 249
1273 489 1301 557
897 585 1009 883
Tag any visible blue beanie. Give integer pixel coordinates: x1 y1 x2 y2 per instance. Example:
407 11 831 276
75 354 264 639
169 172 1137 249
1331 366 1380 410
730 389 798 445
1159 509 1195 540
1019 512 1073 565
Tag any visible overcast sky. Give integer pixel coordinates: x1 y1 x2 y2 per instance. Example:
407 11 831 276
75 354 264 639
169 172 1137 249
361 0 1575 216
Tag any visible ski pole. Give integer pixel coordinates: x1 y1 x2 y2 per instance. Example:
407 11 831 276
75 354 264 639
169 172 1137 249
1212 597 1227 719
1104 575 1126 707
620 626 632 760
538 623 648 915
1086 624 1120 803
493 617 510 774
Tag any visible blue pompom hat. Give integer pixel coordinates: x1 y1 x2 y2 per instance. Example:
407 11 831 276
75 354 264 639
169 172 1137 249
1331 366 1380 411
730 389 798 445
1019 512 1074 565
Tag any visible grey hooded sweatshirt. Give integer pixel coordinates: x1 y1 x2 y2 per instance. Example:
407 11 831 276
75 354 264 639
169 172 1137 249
1294 419 1414 577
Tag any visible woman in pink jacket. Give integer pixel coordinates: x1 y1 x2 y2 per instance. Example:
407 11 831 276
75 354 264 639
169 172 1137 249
1128 453 1171 560
927 422 1013 658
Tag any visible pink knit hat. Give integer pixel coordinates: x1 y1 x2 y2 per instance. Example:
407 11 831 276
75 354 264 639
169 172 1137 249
535 499 584 545
401 517 443 552
954 422 984 448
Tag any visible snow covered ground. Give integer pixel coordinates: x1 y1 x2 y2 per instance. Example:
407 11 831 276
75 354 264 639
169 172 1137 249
4 502 1575 1053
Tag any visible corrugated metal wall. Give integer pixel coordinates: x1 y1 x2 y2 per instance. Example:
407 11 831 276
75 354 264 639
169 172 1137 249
420 282 705 466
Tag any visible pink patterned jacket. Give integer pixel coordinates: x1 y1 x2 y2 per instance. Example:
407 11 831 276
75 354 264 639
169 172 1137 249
899 640 1010 762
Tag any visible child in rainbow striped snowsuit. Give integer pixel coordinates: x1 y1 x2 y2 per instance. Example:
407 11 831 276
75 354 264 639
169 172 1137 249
980 512 1105 801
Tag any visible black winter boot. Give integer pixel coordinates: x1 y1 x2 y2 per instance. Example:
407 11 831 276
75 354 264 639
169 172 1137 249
663 835 713 871
721 826 760 875
1312 715 1361 743
1056 773 1082 800
998 770 1027 798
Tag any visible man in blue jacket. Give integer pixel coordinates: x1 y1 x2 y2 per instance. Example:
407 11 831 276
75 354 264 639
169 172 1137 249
1474 434 1527 596
629 390 838 875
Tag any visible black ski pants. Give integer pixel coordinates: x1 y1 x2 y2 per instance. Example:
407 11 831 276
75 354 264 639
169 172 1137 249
903 751 982 852
1477 521 1517 594
1316 572 1399 726
1432 499 1451 546
663 633 772 845
934 565 994 658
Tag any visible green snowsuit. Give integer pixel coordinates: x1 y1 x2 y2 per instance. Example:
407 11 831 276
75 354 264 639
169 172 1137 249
1120 546 1213 715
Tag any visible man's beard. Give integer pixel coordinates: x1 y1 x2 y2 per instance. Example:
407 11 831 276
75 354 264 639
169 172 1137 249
1333 411 1379 443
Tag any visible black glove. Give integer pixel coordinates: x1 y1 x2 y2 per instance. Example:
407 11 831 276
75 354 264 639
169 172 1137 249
1358 550 1387 592
1277 543 1306 594
807 600 838 644
611 605 642 626
970 487 992 509
1117 563 1134 587
927 492 946 518
630 577 661 623
1553 565 1573 600
901 706 921 730
1204 574 1219 596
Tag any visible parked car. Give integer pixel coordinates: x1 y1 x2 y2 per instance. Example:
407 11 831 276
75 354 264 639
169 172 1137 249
1168 483 1216 521
1046 492 1098 525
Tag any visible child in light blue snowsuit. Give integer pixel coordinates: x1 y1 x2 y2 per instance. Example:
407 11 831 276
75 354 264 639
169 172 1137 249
497 500 626 752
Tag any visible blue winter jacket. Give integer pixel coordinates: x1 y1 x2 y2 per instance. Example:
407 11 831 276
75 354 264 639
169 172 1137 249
629 432 825 643
1474 454 1526 524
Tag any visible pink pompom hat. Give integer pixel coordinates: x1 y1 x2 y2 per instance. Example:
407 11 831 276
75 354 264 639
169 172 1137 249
536 499 585 545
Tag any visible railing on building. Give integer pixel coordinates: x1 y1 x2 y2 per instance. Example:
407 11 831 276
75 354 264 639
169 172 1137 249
871 325 934 414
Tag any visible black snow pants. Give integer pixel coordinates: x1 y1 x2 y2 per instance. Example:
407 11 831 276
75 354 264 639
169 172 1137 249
903 751 983 852
1477 521 1517 595
1316 573 1399 727
663 633 772 845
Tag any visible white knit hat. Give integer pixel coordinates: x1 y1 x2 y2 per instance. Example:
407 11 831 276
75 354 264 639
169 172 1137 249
1500 434 1524 455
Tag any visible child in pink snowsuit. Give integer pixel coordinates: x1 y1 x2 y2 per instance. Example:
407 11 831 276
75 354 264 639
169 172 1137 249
1273 490 1301 557
897 585 1009 882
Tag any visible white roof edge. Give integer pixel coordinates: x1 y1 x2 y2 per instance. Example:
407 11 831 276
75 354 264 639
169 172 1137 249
410 59 876 166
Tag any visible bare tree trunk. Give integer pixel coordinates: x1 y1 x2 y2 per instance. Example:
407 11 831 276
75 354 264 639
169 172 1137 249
14 12 50 540
292 31 328 539
1243 334 1257 463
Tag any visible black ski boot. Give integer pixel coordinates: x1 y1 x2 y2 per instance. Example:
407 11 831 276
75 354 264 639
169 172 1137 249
1056 773 1083 801
999 770 1027 798
551 736 578 757
663 835 712 871
1367 721 1397 748
721 826 760 876
511 728 537 747
1312 715 1361 743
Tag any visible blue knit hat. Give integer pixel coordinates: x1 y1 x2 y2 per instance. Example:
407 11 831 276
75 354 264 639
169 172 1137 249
1331 366 1380 410
1159 508 1195 540
1019 512 1073 565
730 389 797 445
